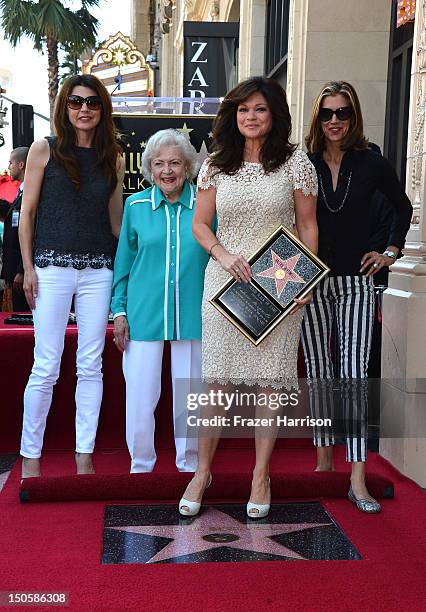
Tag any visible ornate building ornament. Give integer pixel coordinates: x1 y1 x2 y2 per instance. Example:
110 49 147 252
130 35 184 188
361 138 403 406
410 77 425 225
83 32 154 96
210 0 220 21
408 0 426 226
184 0 196 19
161 0 176 34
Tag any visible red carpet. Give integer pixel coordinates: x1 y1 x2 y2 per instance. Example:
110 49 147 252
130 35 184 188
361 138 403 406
20 471 393 503
3 319 424 610
18 445 394 502
1 447 426 612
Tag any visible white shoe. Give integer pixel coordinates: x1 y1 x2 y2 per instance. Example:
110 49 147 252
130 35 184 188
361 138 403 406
247 478 271 519
179 474 212 517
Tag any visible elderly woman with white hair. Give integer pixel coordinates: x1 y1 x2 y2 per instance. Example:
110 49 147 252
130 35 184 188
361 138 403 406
111 128 211 473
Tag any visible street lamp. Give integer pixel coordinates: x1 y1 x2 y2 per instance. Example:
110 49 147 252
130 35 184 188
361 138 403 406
0 86 9 148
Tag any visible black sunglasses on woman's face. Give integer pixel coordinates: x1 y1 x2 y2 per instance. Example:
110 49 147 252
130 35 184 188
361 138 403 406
319 106 352 122
67 95 102 111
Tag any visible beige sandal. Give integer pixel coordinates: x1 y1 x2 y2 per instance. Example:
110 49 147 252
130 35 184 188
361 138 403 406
21 457 41 481
75 453 95 475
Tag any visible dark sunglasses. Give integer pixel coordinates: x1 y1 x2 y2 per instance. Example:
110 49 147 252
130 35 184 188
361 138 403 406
318 106 352 122
67 95 102 111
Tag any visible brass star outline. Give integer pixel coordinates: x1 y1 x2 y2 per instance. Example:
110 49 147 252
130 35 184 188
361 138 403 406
109 507 331 563
256 250 305 298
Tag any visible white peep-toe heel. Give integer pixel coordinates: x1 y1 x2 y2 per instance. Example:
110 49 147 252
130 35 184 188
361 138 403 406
247 477 271 519
179 474 212 517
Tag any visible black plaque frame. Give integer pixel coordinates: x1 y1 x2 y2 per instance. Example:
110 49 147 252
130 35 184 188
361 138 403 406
210 226 330 345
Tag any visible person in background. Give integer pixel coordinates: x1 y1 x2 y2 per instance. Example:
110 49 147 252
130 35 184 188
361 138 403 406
19 74 124 479
111 129 210 474
302 81 413 512
0 147 30 312
367 143 395 288
0 201 7 307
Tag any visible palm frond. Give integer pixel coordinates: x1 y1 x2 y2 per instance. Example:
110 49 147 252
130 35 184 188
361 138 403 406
59 50 81 84
80 0 101 8
0 0 38 46
64 7 98 53
35 0 77 41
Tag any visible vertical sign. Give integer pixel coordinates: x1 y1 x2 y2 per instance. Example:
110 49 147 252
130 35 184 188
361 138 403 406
183 22 239 98
397 0 416 27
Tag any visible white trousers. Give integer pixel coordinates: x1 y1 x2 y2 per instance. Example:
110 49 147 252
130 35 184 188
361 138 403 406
20 265 113 458
122 339 201 473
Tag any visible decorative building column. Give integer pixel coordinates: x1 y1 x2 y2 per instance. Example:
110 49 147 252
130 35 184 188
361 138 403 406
380 0 426 486
239 0 266 80
286 0 309 146
158 0 182 97
131 0 152 56
287 0 391 151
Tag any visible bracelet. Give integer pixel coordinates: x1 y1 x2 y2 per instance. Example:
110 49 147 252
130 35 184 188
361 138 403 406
382 249 397 260
209 242 221 260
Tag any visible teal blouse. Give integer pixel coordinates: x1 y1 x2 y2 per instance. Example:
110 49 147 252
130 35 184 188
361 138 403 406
111 181 210 341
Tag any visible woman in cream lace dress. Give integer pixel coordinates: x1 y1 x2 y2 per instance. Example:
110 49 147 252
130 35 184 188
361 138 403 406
199 150 317 388
179 77 318 519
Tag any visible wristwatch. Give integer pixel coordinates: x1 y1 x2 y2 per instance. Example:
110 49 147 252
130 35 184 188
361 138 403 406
383 250 397 260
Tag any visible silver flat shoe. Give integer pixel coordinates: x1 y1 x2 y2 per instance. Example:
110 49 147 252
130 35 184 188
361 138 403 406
348 486 381 513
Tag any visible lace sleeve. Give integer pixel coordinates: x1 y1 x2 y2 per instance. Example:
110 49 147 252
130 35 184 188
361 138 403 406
292 149 318 196
197 158 218 190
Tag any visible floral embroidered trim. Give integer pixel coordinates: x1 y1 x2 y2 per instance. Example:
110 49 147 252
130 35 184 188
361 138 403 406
202 377 300 391
34 249 113 270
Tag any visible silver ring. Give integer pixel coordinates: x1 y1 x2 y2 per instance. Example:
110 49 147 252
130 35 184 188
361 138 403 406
373 263 378 268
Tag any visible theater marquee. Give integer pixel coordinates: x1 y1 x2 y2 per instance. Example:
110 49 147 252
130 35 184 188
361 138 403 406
113 114 215 198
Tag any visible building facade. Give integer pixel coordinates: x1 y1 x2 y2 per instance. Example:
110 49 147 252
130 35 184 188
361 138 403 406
131 0 426 485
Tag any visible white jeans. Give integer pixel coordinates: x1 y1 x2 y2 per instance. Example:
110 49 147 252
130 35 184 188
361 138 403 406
20 265 113 458
123 339 201 473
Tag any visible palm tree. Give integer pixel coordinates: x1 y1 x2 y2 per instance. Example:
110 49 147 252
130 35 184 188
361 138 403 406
0 0 100 130
59 45 84 85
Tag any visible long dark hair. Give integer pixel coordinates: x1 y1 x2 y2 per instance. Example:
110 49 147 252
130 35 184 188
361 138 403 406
53 74 122 192
305 81 368 154
210 76 296 174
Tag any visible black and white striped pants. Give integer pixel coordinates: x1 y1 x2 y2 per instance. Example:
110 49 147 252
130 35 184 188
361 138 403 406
301 275 375 462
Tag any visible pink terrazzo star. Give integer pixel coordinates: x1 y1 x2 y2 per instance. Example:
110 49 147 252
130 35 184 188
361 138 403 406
110 507 331 563
256 250 305 298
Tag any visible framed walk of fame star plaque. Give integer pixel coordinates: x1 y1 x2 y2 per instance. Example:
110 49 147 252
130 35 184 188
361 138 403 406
210 226 330 345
